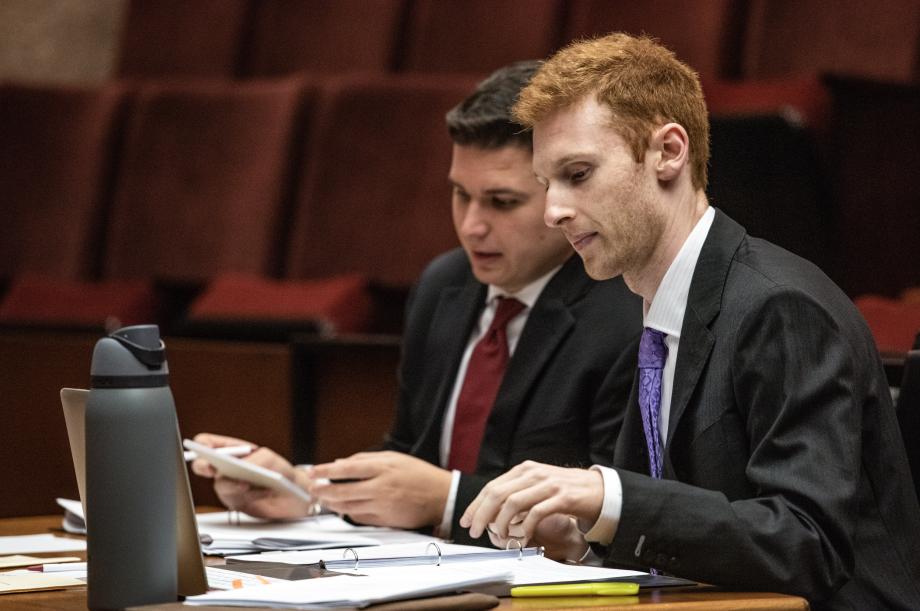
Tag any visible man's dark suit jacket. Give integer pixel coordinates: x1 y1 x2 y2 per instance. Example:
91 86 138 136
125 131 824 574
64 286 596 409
600 210 920 609
385 248 642 544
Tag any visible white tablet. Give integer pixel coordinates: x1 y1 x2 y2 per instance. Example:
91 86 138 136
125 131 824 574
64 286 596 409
183 439 312 503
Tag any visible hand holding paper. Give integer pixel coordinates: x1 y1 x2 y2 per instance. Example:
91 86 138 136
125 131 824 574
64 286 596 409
186 437 314 520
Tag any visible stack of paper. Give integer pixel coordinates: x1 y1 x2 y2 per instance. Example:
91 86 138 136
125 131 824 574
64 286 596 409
196 513 384 555
228 542 645 586
185 564 512 608
0 534 86 555
195 512 439 555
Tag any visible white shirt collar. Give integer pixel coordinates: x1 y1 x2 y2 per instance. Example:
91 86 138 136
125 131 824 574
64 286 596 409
486 263 562 309
644 206 715 338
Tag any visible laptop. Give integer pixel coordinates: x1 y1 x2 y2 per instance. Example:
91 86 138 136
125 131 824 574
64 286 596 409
60 387 208 596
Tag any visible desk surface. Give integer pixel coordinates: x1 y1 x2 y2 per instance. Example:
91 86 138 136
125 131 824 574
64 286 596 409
0 515 809 610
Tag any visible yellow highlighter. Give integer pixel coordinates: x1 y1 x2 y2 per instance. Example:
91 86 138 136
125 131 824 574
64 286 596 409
511 582 640 597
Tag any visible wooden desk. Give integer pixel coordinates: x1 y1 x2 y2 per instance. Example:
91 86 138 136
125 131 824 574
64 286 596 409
0 515 809 610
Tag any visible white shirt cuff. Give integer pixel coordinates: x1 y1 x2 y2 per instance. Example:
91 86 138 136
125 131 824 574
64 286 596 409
436 470 461 538
580 465 622 544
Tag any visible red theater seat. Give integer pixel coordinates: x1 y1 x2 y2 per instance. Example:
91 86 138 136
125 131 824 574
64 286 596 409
103 78 310 284
242 0 406 76
285 74 475 287
855 293 920 354
703 76 831 131
0 82 127 281
185 273 373 336
562 0 745 78
117 0 251 78
743 0 920 83
398 0 562 74
0 275 158 331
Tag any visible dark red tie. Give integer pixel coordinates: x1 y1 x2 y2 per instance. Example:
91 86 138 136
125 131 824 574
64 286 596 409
448 296 526 473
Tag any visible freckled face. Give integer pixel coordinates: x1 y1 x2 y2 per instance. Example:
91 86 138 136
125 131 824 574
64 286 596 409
534 97 666 280
450 144 572 293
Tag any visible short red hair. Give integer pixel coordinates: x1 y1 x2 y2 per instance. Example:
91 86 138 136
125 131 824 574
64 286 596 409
514 33 710 190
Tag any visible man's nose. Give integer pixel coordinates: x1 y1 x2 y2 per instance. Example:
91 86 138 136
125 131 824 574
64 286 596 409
544 191 573 228
460 202 489 237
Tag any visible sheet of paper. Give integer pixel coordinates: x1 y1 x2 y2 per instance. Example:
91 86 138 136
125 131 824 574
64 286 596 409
473 555 646 586
0 572 85 594
196 512 383 555
55 498 87 534
185 564 512 608
205 566 284 590
0 535 86 555
0 555 81 570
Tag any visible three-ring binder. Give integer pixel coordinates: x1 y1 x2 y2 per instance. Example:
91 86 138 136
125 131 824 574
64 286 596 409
320 544 545 570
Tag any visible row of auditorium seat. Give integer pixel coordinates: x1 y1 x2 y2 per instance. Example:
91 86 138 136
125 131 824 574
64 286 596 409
117 0 920 83
0 73 844 338
0 74 479 335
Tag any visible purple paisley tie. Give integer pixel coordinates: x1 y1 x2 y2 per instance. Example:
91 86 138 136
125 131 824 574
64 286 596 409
638 328 668 479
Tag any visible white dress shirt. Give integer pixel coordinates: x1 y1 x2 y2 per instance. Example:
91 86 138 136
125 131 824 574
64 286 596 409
584 206 715 545
436 265 561 536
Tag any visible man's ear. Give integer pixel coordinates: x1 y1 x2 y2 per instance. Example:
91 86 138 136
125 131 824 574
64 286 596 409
651 123 689 183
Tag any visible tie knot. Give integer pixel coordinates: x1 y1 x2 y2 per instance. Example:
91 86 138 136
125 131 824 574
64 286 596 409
639 327 668 369
489 296 526 332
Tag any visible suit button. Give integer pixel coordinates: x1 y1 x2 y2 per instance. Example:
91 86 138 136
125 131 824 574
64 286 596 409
654 553 669 567
669 556 680 570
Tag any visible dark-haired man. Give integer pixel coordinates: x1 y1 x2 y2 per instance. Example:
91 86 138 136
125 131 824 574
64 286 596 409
193 61 641 544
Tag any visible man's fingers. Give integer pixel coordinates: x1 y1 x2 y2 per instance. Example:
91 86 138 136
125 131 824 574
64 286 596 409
193 432 252 448
190 459 217 478
310 458 380 481
309 479 376 504
463 474 532 538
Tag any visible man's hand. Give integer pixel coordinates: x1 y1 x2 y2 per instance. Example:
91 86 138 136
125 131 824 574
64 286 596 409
190 432 313 520
306 451 452 529
459 461 603 556
485 513 590 562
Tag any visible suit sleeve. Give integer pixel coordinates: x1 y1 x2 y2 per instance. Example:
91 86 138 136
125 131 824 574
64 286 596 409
599 289 860 601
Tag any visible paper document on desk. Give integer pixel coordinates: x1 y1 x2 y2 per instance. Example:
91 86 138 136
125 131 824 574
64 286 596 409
196 512 383 555
0 572 85 594
0 534 86 555
56 498 87 534
230 542 645 586
185 564 512 608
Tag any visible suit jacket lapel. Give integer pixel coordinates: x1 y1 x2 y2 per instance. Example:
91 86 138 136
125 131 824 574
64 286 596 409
411 279 485 462
664 210 746 454
477 256 593 471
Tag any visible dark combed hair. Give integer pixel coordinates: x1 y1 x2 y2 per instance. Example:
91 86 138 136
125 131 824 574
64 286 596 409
445 60 540 149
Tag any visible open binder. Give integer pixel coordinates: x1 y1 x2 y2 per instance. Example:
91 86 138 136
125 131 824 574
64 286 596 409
228 542 543 574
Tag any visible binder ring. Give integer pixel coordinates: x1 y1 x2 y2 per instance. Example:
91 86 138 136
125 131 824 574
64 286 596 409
342 547 359 570
426 542 443 566
505 537 524 559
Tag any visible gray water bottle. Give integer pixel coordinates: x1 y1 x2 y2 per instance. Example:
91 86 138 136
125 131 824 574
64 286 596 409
85 325 178 609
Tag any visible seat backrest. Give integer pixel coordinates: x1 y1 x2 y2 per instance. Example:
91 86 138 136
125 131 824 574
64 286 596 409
743 0 920 82
561 0 745 78
286 74 476 286
398 0 563 73
707 113 835 278
0 82 127 280
103 78 309 283
896 350 920 506
117 0 251 78
241 0 406 76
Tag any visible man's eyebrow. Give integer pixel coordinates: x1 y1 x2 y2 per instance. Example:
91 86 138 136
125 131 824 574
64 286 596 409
551 153 594 168
482 187 528 197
